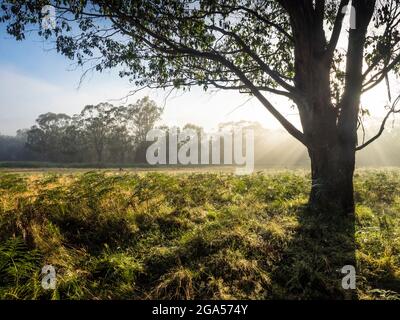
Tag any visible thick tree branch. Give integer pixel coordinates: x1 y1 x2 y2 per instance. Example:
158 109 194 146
207 24 297 95
208 79 294 97
228 5 294 42
356 95 400 150
325 0 350 62
338 0 376 134
107 12 307 146
362 53 400 92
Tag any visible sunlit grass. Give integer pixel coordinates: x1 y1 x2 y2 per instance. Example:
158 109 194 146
0 170 399 299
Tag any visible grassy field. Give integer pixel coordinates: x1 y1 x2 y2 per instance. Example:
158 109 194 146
0 169 399 300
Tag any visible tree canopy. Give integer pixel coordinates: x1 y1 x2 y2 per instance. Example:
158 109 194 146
2 0 400 147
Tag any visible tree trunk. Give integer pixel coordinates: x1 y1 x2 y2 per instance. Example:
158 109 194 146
96 145 103 163
308 141 355 215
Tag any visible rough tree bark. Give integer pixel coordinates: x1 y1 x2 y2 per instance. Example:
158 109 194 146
280 0 377 215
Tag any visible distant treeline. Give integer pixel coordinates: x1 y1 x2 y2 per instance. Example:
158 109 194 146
0 97 163 164
1 96 400 167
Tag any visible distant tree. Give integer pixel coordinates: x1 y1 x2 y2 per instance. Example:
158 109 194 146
78 103 118 163
60 117 85 162
0 130 37 161
126 97 163 144
180 123 204 163
15 129 29 140
107 125 130 163
26 112 72 161
126 97 163 163
183 123 204 136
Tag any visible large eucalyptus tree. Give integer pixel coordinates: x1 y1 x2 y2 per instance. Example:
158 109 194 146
2 0 400 214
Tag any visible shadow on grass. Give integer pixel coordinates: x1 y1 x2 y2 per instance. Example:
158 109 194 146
270 205 357 299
